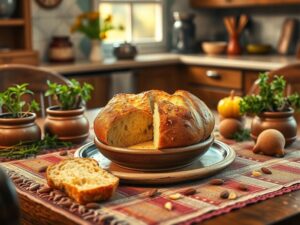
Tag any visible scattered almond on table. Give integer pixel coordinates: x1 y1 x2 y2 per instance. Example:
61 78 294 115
164 202 173 211
261 167 272 174
38 165 48 173
147 188 159 198
169 193 182 200
238 184 249 191
209 178 224 185
252 170 262 177
182 188 197 196
228 191 237 200
220 190 229 199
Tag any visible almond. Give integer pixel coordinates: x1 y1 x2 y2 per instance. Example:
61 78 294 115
169 193 182 200
38 165 48 173
220 190 229 199
59 150 68 156
164 202 173 211
252 170 262 177
209 178 224 185
261 167 272 174
228 191 237 200
238 184 249 191
148 188 158 198
182 188 196 196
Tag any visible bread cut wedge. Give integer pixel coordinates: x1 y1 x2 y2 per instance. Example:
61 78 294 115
46 158 119 204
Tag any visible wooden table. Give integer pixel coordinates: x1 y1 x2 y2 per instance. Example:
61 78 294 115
18 109 300 225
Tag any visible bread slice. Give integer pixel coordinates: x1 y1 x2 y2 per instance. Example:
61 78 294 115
46 158 119 204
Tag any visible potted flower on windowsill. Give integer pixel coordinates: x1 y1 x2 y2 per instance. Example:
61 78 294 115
44 79 93 144
0 84 41 148
240 73 300 146
70 12 124 62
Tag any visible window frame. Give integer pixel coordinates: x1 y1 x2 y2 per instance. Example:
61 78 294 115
93 0 167 54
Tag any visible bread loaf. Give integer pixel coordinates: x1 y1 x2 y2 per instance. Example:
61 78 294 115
94 90 215 149
46 158 119 204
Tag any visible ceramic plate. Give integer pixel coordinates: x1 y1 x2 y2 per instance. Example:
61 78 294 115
74 140 235 185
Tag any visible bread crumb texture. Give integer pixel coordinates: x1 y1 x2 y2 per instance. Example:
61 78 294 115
46 158 119 204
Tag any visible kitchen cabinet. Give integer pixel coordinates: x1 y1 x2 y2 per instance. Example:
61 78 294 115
133 65 183 94
184 66 243 109
68 74 111 109
190 0 300 8
0 0 38 65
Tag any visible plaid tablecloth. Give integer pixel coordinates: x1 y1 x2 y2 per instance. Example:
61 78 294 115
2 138 300 225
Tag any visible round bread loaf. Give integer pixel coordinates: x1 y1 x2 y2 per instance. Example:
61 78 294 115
94 90 215 149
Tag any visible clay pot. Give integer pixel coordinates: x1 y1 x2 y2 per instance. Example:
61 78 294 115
227 33 242 55
44 106 89 144
0 113 41 149
251 109 297 146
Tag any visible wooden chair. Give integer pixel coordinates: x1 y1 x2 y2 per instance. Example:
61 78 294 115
0 64 70 117
249 63 300 95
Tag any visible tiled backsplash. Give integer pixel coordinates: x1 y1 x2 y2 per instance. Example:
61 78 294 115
31 0 91 62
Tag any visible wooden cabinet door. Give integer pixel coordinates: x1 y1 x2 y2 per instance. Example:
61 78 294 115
69 75 111 109
134 65 182 94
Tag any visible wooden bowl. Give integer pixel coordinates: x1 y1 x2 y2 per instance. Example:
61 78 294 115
94 135 214 171
202 42 227 55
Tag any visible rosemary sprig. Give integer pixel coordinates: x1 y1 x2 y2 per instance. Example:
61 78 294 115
0 134 72 159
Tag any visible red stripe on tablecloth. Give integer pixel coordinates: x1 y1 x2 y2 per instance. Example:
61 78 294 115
224 179 265 193
272 164 300 174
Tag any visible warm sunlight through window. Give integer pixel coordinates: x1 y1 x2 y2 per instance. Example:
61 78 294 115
98 0 163 44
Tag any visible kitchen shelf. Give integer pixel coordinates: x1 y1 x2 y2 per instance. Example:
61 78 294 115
0 0 38 66
0 19 25 26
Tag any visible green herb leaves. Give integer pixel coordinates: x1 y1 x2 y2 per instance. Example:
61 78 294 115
240 73 300 114
0 134 72 160
0 83 40 118
45 79 93 110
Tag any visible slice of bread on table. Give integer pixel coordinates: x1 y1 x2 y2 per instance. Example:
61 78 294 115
46 158 119 204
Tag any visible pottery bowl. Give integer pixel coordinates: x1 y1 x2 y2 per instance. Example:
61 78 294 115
94 135 214 171
202 42 227 55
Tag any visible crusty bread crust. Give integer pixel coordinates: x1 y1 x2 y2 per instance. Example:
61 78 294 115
46 158 119 204
94 90 215 149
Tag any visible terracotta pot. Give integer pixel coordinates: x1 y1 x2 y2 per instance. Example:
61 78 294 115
44 106 89 144
227 33 242 55
0 113 41 149
251 110 297 146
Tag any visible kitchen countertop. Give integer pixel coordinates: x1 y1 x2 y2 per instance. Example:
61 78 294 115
41 53 299 74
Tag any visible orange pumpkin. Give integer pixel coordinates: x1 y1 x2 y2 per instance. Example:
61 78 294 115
217 90 241 118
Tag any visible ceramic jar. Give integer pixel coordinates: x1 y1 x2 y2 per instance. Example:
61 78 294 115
48 36 74 63
227 33 242 55
251 110 297 146
44 106 89 144
0 113 41 149
89 39 103 62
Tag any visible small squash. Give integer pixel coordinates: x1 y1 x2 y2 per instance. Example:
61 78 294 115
217 90 241 118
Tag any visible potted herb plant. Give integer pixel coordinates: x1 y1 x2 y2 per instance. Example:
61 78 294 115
0 84 41 148
44 79 93 144
240 73 300 146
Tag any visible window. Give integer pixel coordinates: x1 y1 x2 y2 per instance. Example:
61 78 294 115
95 0 166 53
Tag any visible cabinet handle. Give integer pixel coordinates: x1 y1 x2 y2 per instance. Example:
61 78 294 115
206 70 221 79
